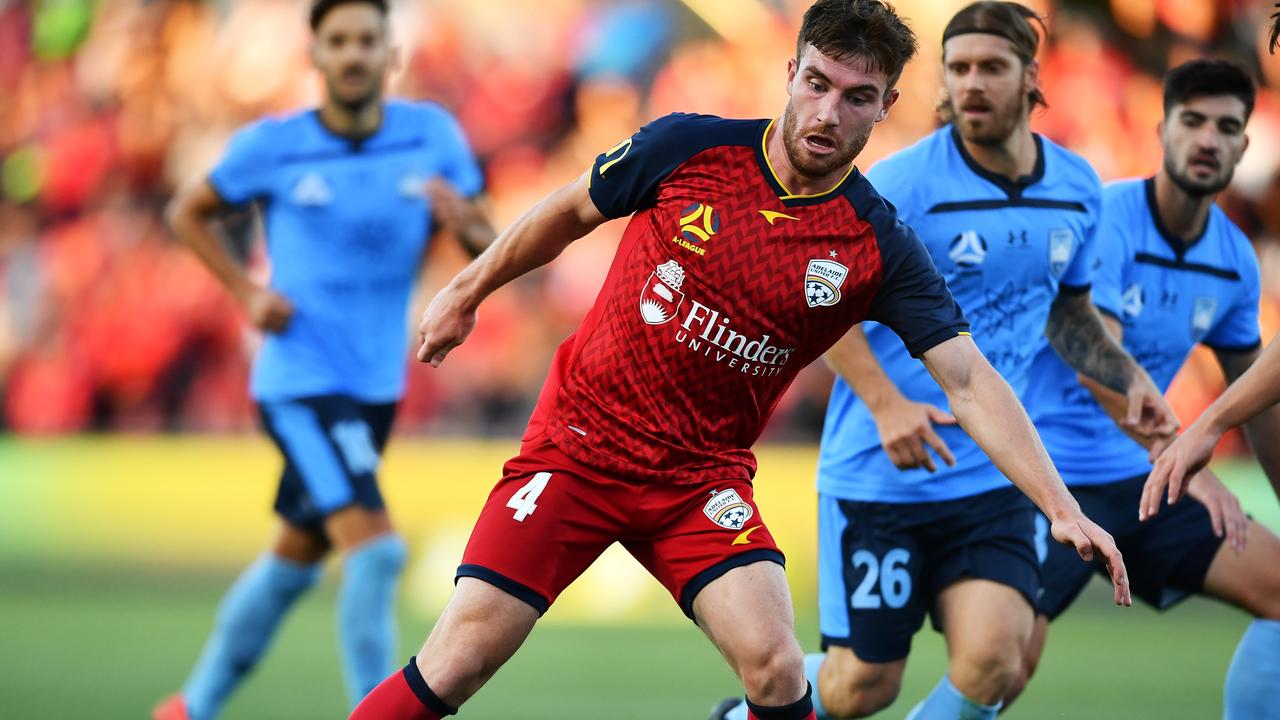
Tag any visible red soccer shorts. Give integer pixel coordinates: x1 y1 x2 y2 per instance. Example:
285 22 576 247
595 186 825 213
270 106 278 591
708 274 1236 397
456 434 785 621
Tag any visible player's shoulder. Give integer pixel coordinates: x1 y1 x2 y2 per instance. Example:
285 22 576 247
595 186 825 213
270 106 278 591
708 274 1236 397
385 98 460 130
1039 135 1102 195
1208 204 1259 273
231 108 309 144
843 168 909 244
865 126 951 188
636 112 762 153
1100 177 1147 213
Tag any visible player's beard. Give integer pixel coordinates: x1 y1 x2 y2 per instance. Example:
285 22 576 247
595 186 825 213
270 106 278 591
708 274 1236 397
780 101 868 180
951 90 1026 147
326 65 382 114
1164 154 1234 198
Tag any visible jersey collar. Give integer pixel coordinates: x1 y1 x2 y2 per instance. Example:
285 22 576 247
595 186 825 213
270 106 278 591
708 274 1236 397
1144 176 1210 260
948 124 1045 200
755 118 860 207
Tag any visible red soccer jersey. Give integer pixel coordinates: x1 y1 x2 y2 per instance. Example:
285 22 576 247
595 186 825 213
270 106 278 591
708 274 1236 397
524 113 967 484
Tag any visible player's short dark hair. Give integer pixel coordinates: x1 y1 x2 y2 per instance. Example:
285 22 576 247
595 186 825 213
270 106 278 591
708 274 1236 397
309 0 388 32
1269 3 1279 55
796 0 919 92
1163 59 1256 121
940 1 1048 114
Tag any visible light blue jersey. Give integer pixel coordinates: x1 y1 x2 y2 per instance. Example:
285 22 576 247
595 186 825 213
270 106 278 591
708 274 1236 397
818 126 1101 503
209 100 483 402
1025 178 1262 486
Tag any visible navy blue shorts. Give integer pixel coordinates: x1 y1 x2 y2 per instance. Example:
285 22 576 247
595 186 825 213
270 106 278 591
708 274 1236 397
1038 474 1223 620
818 486 1041 663
258 395 397 535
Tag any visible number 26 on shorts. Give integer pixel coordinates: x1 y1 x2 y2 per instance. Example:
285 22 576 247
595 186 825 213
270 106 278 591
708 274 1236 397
507 472 551 522
851 548 912 610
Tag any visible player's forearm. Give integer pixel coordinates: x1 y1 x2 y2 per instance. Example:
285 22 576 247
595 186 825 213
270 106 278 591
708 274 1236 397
1210 337 1280 432
447 173 602 309
1242 404 1280 493
1046 292 1137 395
934 354 1080 521
165 186 254 302
823 325 906 413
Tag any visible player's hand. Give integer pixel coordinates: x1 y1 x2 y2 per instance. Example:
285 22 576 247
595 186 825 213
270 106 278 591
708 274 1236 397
243 286 293 333
1142 418 1224 518
416 286 477 367
1123 369 1179 446
870 397 957 473
1050 514 1131 607
1175 470 1247 552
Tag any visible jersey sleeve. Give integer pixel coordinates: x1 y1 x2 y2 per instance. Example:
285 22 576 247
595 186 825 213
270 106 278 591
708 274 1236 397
1203 244 1263 353
208 121 277 205
868 215 970 357
1059 172 1103 293
427 106 484 198
1086 195 1130 320
588 113 706 219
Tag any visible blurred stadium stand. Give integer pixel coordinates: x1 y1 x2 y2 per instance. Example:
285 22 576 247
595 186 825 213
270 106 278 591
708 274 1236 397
0 0 1277 444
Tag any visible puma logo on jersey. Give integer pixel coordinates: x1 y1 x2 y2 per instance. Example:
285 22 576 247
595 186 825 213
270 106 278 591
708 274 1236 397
759 210 799 225
732 525 763 545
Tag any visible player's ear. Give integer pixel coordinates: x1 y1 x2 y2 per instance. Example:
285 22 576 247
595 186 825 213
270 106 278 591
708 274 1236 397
1023 59 1040 96
786 57 798 95
876 87 900 122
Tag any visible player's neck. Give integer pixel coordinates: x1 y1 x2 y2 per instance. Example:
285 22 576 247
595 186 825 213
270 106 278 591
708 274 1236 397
1153 170 1213 246
765 119 852 197
959 124 1037 183
318 98 384 140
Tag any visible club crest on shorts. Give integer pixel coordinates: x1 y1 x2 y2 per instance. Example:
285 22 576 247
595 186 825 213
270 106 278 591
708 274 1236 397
703 488 754 530
1049 228 1075 277
639 260 686 325
805 259 848 308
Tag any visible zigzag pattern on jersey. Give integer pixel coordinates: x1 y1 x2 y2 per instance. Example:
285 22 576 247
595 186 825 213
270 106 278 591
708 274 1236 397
545 145 885 484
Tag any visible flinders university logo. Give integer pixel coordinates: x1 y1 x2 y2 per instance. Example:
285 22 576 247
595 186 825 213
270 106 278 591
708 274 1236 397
949 230 987 267
805 259 849 308
704 488 754 530
671 202 720 256
639 260 686 325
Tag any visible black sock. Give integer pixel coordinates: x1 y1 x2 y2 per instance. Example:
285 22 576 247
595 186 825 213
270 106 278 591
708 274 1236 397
402 657 458 717
746 682 814 720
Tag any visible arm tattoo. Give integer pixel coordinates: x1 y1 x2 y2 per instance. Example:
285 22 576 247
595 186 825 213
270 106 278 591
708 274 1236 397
1045 292 1134 394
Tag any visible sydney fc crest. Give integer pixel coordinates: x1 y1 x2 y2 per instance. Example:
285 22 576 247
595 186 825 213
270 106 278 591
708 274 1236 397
704 488 754 530
1049 228 1075 277
1191 296 1218 340
639 260 687 325
805 259 849 308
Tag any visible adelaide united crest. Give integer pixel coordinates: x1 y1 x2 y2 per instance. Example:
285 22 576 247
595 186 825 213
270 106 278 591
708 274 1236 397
805 259 849 308
639 260 687 325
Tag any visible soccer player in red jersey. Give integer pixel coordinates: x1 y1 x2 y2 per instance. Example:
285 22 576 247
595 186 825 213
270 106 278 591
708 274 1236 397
352 2 1129 718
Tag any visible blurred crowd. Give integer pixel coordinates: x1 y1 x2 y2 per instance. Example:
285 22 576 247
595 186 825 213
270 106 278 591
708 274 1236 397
1 0 1278 442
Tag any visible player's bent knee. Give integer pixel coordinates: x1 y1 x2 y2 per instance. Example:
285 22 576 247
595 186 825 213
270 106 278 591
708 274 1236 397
820 656 903 719
738 638 806 706
951 646 1024 704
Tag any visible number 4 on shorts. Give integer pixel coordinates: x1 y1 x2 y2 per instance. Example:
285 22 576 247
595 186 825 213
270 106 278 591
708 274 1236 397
507 472 551 522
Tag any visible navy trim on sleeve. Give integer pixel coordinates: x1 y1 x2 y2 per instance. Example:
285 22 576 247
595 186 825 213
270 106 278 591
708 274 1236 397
587 113 759 219
403 657 458 716
1058 282 1092 296
1203 339 1263 355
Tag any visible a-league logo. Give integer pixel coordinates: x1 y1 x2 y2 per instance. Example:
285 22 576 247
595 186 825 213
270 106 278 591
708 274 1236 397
639 260 687 325
703 488 754 530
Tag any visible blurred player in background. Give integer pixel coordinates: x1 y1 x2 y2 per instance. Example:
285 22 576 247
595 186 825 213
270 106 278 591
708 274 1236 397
1019 59 1280 719
155 1 493 718
742 4 1175 720
349 2 1128 719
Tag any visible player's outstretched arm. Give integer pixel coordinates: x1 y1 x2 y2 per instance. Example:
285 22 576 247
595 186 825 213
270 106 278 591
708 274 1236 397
426 179 497 259
823 325 957 472
416 169 607 366
921 334 1132 606
1046 290 1178 440
165 177 293 332
1145 335 1280 511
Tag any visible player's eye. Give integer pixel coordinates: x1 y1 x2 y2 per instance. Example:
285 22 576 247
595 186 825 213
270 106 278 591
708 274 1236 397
809 80 825 93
